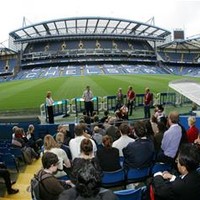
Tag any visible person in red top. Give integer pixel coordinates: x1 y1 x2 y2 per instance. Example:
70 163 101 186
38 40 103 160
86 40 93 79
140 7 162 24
186 116 199 143
127 86 136 116
144 87 152 119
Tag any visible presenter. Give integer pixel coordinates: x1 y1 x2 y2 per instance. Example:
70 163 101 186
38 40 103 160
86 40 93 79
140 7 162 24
46 91 54 124
82 86 93 116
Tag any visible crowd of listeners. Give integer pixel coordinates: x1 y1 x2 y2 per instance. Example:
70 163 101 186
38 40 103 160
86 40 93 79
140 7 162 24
1 102 200 199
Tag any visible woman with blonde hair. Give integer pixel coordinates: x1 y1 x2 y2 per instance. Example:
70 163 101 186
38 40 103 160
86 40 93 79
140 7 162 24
44 134 71 177
186 116 199 143
46 91 54 124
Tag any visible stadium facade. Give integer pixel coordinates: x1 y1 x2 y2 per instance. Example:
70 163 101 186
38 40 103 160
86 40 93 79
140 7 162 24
0 16 200 80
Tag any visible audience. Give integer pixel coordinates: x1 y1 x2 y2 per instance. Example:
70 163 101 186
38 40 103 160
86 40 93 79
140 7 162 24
123 120 154 169
69 124 97 160
152 143 200 200
186 116 199 143
43 134 71 177
35 152 72 200
96 135 121 171
58 158 117 200
0 163 19 194
157 111 182 165
112 123 135 157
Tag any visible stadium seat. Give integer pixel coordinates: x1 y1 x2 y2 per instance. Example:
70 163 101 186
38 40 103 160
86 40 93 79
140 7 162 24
126 167 151 184
114 188 142 200
0 153 19 172
101 168 126 188
151 162 172 174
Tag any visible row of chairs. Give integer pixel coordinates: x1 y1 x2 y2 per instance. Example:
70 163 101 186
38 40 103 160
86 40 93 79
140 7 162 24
101 162 172 188
0 148 25 172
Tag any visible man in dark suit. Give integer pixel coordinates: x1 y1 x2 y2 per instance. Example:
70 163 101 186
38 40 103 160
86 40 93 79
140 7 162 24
152 143 200 200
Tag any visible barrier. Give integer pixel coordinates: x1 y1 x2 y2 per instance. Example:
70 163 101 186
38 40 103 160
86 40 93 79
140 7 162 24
45 99 69 122
74 96 99 116
159 92 176 106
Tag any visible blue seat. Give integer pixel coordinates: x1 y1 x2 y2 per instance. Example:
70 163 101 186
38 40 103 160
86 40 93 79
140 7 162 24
126 167 151 184
151 162 172 174
114 188 142 200
10 147 25 164
101 168 126 188
0 153 19 172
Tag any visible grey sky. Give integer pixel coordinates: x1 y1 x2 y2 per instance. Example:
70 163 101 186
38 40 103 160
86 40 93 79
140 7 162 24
1 0 200 47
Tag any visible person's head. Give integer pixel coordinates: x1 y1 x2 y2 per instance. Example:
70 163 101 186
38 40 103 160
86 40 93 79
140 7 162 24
74 124 84 136
119 123 130 135
42 152 59 172
55 132 65 143
177 143 200 174
168 111 179 125
128 86 132 90
133 120 147 138
12 126 19 133
46 91 51 98
145 87 150 93
188 116 196 127
93 126 100 133
76 160 101 198
80 138 93 156
102 135 113 148
86 86 90 91
118 88 122 93
28 124 34 134
44 134 59 150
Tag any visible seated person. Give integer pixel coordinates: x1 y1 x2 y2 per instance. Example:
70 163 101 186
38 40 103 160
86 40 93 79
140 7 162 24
152 143 200 200
0 163 19 194
58 158 117 200
123 120 155 169
96 135 121 172
71 138 101 181
35 152 72 200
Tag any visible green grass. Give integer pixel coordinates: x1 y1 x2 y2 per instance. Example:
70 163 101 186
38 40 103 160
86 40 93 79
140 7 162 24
0 74 199 113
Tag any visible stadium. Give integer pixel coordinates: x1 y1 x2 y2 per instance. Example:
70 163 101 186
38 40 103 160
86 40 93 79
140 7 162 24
0 16 200 199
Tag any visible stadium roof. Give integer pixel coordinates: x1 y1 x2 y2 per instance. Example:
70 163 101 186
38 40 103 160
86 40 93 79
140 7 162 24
158 36 200 51
169 79 200 106
9 17 171 43
0 47 17 56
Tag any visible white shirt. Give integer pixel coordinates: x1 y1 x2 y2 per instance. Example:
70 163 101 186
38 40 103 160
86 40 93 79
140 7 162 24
46 97 54 106
69 135 97 160
82 90 93 102
112 135 135 157
44 147 71 178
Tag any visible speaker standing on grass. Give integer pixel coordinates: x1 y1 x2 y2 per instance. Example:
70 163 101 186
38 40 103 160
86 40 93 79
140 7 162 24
46 91 54 124
82 86 93 117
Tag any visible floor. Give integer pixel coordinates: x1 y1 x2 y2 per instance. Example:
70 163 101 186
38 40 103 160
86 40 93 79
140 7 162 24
0 158 42 200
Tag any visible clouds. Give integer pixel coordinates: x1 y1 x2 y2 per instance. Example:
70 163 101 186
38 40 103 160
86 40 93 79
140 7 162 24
1 0 200 46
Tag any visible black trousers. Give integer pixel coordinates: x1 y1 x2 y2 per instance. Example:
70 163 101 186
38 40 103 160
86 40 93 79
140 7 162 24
84 101 93 116
47 106 54 124
0 169 12 192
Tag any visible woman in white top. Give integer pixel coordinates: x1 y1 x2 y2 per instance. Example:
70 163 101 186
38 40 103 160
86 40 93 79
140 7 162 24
43 134 71 177
46 91 54 124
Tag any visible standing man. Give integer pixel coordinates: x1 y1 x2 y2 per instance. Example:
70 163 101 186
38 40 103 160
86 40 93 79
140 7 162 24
82 86 93 116
144 87 152 119
127 86 136 116
157 111 182 165
46 91 54 124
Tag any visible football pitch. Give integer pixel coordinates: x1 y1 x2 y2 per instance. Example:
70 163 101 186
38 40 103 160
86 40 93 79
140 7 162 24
0 74 199 114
